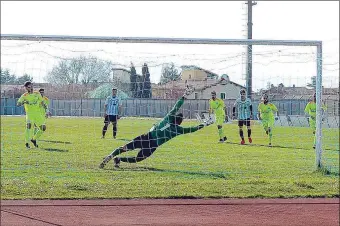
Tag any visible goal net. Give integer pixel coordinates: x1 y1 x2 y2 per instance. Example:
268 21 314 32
1 35 338 198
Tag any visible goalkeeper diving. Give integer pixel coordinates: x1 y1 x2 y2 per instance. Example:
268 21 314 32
99 89 213 169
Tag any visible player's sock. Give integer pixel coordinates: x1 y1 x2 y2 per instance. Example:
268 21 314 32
25 128 32 143
33 129 44 140
113 124 117 138
218 128 224 139
247 129 251 138
269 130 273 144
33 127 39 136
119 157 138 163
102 125 108 137
239 129 244 140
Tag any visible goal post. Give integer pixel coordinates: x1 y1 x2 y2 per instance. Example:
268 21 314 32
0 34 325 170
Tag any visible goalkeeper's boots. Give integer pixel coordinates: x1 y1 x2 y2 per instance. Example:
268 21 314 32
248 137 253 143
241 139 245 145
113 157 121 168
30 139 38 148
25 143 30 149
99 155 113 169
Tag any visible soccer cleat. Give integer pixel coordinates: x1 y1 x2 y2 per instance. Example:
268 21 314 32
113 136 116 139
269 143 272 147
113 157 121 168
99 155 113 169
25 143 30 149
219 137 227 143
313 145 316 149
248 137 252 143
241 139 245 145
99 162 105 169
101 136 105 139
30 139 38 148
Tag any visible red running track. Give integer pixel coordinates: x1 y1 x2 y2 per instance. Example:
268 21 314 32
1 198 339 226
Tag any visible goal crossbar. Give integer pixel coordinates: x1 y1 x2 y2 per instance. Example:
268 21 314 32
1 34 322 46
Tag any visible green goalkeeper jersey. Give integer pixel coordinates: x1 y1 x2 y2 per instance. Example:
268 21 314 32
149 97 201 146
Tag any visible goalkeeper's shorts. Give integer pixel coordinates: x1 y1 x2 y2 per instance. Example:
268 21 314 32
215 114 225 126
26 113 46 126
261 118 274 129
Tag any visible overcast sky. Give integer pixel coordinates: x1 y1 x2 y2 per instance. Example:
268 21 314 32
1 1 339 90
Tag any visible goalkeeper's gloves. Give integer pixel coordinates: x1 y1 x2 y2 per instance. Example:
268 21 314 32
183 86 194 98
203 118 214 126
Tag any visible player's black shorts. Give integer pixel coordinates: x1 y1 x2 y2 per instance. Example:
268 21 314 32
104 115 118 123
238 118 251 127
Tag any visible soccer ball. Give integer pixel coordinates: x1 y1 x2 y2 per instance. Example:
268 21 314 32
220 74 229 82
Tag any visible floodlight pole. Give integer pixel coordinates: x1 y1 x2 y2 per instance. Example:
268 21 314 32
246 0 257 99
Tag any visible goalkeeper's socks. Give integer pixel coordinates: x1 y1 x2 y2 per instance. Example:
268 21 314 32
119 157 138 163
111 147 125 157
25 128 32 143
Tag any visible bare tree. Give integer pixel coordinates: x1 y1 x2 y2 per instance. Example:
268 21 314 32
45 55 112 85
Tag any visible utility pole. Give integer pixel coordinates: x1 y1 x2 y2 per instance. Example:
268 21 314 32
246 0 257 99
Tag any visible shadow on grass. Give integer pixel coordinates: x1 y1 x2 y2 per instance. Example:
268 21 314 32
112 166 228 179
41 148 69 153
116 138 131 142
39 140 72 144
227 141 336 151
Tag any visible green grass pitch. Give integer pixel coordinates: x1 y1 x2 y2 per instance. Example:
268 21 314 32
1 116 339 200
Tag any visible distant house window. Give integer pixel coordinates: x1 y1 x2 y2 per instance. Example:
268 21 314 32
220 93 226 99
189 74 192 79
194 92 199 99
